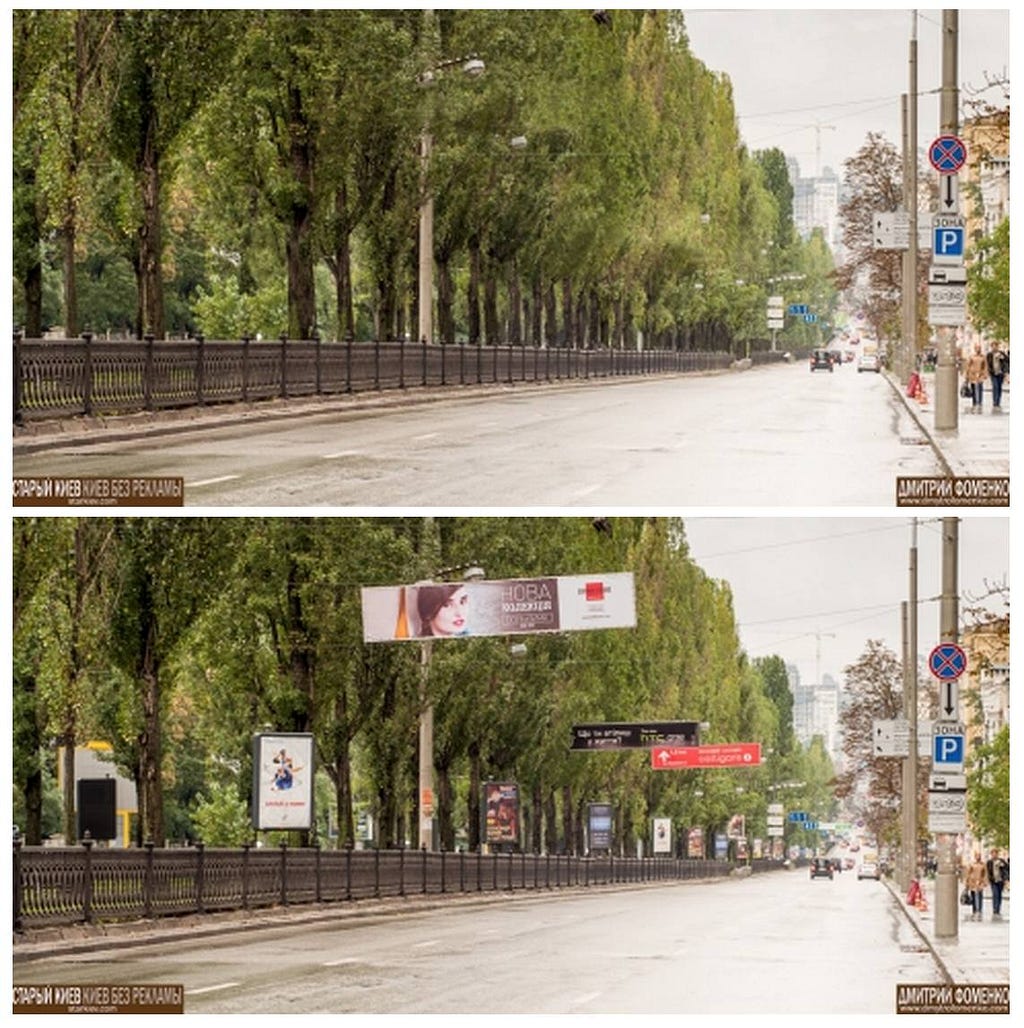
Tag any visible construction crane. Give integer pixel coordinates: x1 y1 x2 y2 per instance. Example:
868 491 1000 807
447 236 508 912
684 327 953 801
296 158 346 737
810 122 837 178
782 121 837 177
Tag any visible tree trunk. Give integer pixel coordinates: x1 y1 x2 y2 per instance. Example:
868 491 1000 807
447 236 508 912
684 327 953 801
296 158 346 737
62 226 78 339
285 85 316 341
468 742 482 851
138 127 165 339
61 728 77 845
561 280 574 348
507 263 522 344
467 237 482 345
561 785 573 855
437 256 456 344
544 284 557 348
483 262 500 344
436 759 455 851
531 279 543 347
332 185 355 342
531 781 543 854
588 289 601 349
544 791 558 853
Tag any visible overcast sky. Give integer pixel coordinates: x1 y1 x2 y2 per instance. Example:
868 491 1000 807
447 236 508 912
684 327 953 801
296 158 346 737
682 6 1011 177
682 516 1009 686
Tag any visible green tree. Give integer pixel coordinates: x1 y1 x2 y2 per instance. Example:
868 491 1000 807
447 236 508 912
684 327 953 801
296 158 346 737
191 781 253 847
106 10 241 338
966 725 1009 847
968 217 1009 342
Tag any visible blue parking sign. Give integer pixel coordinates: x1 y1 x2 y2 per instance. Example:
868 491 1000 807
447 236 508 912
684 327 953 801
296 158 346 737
933 733 964 766
933 225 965 259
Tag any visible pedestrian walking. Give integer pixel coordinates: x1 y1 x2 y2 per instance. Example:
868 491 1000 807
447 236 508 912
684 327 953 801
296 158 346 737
965 852 988 920
964 344 988 413
986 343 1010 412
986 848 1009 919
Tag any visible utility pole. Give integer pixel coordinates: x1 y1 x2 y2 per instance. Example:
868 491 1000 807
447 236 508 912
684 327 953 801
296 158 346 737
900 521 919 892
900 14 919 387
934 516 960 939
934 10 960 432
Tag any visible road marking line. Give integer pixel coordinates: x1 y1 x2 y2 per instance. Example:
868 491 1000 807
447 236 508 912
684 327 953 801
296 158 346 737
187 983 240 995
323 957 359 967
321 451 360 460
412 939 439 949
573 992 602 1007
186 475 240 488
411 432 440 442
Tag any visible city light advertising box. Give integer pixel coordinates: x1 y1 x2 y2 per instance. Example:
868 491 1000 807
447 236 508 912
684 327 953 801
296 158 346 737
361 572 636 642
252 733 314 831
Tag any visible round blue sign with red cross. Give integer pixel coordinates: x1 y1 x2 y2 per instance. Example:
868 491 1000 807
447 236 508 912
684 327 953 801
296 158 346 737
929 135 967 174
929 642 967 680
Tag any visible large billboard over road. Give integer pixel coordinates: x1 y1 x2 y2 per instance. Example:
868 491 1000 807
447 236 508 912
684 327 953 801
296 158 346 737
361 573 635 642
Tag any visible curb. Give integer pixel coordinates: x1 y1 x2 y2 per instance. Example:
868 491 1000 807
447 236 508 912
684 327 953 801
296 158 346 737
883 877 954 985
883 372 956 479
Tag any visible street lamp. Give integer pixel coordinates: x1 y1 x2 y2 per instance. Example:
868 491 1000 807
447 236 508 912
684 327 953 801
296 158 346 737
418 562 486 851
417 55 486 346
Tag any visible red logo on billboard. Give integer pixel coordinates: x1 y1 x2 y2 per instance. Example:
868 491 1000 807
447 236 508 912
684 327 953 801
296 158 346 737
585 581 606 602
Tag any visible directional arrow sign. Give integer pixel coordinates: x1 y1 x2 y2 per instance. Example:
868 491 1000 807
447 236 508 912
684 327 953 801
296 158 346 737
651 742 761 769
938 173 960 213
938 679 959 721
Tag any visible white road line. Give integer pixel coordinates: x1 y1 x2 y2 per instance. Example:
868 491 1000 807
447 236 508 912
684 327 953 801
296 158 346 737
411 432 440 442
186 474 240 488
187 982 240 995
572 992 602 1008
321 451 360 460
323 957 359 967
412 939 440 949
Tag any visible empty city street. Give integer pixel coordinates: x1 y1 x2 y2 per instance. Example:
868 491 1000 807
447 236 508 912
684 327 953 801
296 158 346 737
13 868 940 1015
13 362 941 507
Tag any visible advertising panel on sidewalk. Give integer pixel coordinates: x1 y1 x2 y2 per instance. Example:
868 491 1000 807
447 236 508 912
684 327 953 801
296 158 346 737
588 803 614 852
652 817 672 854
687 827 705 859
727 813 745 840
360 573 636 642
252 733 314 831
484 782 519 847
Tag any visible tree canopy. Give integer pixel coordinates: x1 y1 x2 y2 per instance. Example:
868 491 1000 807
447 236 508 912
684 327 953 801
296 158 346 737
13 9 834 351
14 516 839 855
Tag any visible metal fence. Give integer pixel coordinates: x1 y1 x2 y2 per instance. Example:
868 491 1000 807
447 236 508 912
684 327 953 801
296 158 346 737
12 334 782 424
13 840 780 930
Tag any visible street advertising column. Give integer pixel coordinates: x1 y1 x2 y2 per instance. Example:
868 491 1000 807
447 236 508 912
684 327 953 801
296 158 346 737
252 733 314 831
588 802 614 853
483 782 519 850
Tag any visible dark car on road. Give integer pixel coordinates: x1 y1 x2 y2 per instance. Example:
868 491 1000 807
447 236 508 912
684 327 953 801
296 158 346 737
810 857 834 880
809 349 833 372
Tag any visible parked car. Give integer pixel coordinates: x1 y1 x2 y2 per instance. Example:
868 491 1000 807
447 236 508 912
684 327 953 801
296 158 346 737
810 857 834 880
858 352 880 373
857 861 880 880
810 349 834 372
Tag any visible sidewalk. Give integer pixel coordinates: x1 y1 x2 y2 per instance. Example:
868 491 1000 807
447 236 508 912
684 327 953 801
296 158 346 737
888 876 1010 985
888 368 1011 479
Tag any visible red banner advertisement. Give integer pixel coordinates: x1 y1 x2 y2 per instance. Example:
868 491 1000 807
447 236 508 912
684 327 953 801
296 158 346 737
651 742 762 769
